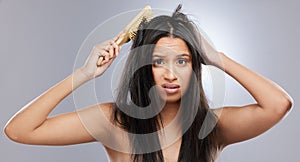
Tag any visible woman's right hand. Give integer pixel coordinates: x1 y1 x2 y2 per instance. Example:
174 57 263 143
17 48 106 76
79 36 121 80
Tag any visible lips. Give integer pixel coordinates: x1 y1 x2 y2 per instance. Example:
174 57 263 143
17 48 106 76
162 83 180 89
161 83 180 94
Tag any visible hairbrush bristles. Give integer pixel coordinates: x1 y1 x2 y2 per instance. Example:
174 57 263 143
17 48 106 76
97 5 152 66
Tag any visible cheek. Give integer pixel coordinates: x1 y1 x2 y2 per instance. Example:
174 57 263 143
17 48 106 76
152 68 162 83
178 67 193 88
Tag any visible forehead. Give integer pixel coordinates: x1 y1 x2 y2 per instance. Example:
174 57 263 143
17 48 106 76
153 37 191 56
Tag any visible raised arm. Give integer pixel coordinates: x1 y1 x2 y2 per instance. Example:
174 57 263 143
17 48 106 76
215 53 292 146
4 37 120 145
198 34 293 147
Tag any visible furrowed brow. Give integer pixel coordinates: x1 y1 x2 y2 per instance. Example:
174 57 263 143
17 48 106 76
177 54 191 58
152 54 166 58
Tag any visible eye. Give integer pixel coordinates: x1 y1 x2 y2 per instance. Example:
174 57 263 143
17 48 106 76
177 59 187 65
152 59 164 66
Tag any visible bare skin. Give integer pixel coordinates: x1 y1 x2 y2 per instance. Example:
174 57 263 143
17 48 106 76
4 32 292 162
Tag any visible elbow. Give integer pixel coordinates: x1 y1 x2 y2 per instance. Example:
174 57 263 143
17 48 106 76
4 124 18 142
4 124 29 144
4 124 21 143
274 94 293 117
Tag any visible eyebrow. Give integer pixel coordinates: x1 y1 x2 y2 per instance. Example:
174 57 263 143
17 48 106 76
152 54 166 58
152 53 191 58
176 54 191 58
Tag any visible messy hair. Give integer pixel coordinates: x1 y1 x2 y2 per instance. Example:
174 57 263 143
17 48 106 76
113 4 220 162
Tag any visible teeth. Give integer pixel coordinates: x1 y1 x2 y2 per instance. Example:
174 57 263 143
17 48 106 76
168 86 177 89
163 85 179 89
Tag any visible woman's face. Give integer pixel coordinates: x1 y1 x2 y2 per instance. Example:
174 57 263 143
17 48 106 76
152 37 193 103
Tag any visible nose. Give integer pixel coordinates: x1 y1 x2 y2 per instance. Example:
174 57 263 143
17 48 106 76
163 67 177 82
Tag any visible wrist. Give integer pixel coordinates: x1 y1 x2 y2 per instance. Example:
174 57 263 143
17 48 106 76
74 68 94 82
211 52 226 71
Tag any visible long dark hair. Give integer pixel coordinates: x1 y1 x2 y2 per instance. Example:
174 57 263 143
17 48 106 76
113 4 220 162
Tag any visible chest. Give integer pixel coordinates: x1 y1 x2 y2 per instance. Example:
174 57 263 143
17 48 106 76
104 138 182 162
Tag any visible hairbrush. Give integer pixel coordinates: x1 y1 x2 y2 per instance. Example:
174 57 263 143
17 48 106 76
97 5 152 66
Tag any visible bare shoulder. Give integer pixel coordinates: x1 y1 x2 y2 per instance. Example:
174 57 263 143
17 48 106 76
77 102 115 120
212 108 222 118
97 102 115 121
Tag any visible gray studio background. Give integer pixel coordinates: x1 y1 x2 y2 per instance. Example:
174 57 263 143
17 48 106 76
1 0 299 161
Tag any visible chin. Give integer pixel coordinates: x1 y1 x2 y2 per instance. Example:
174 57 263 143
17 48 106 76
155 87 184 104
160 94 182 103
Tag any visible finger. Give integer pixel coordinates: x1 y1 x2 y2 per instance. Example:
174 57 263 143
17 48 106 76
97 56 104 66
100 56 115 67
97 49 109 57
104 51 110 63
97 50 109 65
100 58 108 66
104 45 110 51
112 42 119 57
109 42 114 58
92 48 103 63
101 54 115 66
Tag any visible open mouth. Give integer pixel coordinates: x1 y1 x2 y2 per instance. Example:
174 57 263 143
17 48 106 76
161 83 180 94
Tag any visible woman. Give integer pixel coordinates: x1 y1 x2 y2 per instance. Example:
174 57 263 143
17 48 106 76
4 5 292 162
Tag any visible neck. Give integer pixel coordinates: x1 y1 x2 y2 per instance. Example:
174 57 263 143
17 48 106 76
160 101 180 126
